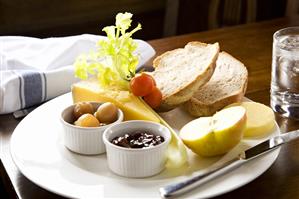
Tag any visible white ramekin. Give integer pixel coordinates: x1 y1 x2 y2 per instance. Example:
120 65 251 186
103 120 171 178
60 102 124 155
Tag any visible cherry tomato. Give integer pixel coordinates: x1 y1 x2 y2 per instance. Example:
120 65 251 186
143 87 162 109
130 73 155 96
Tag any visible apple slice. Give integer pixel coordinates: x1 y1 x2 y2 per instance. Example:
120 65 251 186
180 106 246 157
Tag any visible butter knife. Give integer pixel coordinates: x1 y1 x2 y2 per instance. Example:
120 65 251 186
160 129 299 198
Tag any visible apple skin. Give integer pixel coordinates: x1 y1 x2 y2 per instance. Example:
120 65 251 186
180 110 246 157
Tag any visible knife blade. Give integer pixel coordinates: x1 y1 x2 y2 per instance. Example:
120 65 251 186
244 129 299 159
160 129 299 198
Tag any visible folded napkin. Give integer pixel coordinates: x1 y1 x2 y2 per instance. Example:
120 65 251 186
0 34 155 114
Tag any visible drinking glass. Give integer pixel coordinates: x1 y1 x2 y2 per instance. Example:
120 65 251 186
271 27 299 119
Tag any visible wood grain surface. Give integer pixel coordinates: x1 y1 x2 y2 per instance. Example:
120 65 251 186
1 16 299 199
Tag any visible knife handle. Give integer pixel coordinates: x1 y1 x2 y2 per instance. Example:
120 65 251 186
159 157 246 198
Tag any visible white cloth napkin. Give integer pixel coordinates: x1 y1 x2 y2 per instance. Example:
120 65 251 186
0 34 155 114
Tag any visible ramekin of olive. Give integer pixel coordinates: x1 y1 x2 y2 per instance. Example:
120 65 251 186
60 102 124 155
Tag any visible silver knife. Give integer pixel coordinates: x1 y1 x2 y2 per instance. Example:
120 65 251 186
160 129 299 198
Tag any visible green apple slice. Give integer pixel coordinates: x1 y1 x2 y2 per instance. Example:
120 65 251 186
180 106 246 157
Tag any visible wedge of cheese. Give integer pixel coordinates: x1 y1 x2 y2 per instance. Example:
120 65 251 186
72 80 160 122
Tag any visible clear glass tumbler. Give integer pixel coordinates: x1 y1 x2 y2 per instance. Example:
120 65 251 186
271 27 299 119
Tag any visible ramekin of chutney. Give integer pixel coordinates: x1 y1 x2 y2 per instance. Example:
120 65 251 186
103 121 171 178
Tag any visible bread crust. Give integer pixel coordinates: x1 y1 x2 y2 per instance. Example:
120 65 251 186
153 42 220 112
184 52 248 116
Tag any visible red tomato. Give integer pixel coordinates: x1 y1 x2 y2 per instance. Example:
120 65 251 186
143 87 162 109
130 73 156 96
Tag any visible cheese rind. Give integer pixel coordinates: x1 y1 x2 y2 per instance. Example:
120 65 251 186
72 80 160 122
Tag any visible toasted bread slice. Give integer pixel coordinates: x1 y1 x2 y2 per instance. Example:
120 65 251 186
151 41 220 111
185 52 248 117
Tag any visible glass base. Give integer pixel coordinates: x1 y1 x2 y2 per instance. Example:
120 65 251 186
271 93 299 120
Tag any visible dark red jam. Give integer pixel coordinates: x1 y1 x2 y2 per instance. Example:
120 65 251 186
111 131 164 148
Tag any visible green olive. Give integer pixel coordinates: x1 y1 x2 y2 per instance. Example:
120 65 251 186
74 113 100 127
73 102 94 120
94 102 118 124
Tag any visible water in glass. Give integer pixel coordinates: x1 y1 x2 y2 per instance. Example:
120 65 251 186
271 27 299 119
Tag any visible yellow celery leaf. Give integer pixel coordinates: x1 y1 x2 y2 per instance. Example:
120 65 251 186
116 12 133 33
74 12 141 89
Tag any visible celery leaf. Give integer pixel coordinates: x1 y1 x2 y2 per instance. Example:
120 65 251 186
74 12 141 89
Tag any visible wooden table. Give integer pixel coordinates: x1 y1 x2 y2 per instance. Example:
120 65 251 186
1 16 299 199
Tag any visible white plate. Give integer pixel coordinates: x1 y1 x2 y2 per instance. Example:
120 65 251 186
10 93 280 198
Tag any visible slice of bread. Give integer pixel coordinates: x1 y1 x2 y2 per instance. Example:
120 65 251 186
184 52 248 117
151 41 220 111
